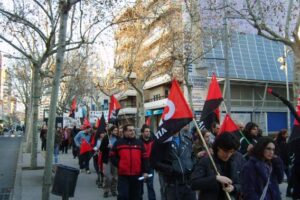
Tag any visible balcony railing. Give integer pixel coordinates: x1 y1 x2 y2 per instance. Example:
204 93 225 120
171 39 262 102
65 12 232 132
145 95 168 103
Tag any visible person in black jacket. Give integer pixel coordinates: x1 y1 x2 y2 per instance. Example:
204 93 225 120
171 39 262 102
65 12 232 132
110 124 149 200
191 133 245 200
71 125 79 159
275 129 292 197
239 122 259 158
100 125 119 198
151 130 196 200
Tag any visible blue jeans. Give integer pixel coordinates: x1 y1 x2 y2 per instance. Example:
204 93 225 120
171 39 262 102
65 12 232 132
141 170 156 200
53 144 59 164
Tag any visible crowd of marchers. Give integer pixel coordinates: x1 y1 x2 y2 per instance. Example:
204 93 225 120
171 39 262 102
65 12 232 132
39 121 300 200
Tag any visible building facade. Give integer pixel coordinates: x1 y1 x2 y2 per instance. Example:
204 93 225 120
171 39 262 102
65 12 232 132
114 1 293 135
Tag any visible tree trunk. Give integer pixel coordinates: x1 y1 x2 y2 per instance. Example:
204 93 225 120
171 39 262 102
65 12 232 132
42 2 70 199
136 91 145 131
25 71 34 153
292 44 300 105
135 80 145 130
25 102 33 153
30 64 41 168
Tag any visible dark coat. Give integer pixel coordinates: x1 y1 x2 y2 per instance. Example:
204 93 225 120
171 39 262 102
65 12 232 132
190 152 246 200
290 139 300 199
100 135 110 164
275 139 289 166
150 134 194 184
241 156 284 200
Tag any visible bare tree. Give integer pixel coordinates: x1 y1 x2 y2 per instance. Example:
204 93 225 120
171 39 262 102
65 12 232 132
0 0 129 169
6 60 31 127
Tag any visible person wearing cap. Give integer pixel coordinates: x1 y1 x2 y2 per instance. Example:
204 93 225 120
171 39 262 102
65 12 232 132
74 123 93 174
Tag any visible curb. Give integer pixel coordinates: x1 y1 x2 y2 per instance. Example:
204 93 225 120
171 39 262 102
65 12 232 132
11 137 23 200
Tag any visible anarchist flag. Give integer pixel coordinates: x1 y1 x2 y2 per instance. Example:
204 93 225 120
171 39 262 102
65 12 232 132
95 118 100 128
290 106 300 144
81 117 91 130
69 97 76 118
267 88 300 143
108 95 121 125
145 117 151 126
155 79 193 143
219 114 239 135
267 88 300 144
199 74 223 131
97 113 107 134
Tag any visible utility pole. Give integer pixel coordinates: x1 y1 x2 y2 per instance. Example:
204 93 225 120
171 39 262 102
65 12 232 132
223 0 231 113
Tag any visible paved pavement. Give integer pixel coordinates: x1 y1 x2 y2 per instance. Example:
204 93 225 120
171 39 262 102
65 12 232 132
0 136 22 200
10 136 292 200
18 150 161 200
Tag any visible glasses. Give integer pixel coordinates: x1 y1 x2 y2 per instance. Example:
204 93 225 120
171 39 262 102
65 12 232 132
265 147 275 151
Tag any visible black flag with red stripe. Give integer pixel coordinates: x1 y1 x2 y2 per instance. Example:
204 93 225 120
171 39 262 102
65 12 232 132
267 88 300 144
155 79 193 143
199 74 223 131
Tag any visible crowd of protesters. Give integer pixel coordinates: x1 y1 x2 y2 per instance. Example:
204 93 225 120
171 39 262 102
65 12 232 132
40 120 300 200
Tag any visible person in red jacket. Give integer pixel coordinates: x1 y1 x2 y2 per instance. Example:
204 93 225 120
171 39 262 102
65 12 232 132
140 124 156 200
110 124 149 200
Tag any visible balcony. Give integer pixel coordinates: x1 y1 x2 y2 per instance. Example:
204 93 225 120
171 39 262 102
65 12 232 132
119 107 137 115
115 89 137 100
143 74 171 90
144 97 168 110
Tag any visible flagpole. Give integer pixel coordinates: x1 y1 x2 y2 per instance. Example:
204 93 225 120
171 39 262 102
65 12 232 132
193 119 232 200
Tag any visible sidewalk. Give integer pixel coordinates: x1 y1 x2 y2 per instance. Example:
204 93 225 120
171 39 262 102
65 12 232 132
15 137 160 200
20 151 115 200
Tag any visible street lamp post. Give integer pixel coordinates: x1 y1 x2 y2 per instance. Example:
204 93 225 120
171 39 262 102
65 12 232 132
278 45 291 134
223 0 231 113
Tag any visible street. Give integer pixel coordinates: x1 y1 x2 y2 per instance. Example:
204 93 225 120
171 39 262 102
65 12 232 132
0 136 22 200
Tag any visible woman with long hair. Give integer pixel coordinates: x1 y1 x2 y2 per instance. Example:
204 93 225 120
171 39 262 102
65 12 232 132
241 137 284 200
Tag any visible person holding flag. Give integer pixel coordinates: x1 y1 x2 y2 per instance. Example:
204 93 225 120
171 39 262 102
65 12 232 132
239 122 259 159
74 118 93 174
150 79 196 200
191 115 245 200
92 116 106 188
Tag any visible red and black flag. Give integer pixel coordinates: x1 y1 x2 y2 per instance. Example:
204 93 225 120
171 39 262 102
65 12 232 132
81 117 91 130
69 97 76 118
95 118 100 128
155 79 193 143
199 74 223 131
219 114 239 135
108 95 121 125
97 112 107 134
145 117 151 126
290 105 300 144
267 88 300 144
